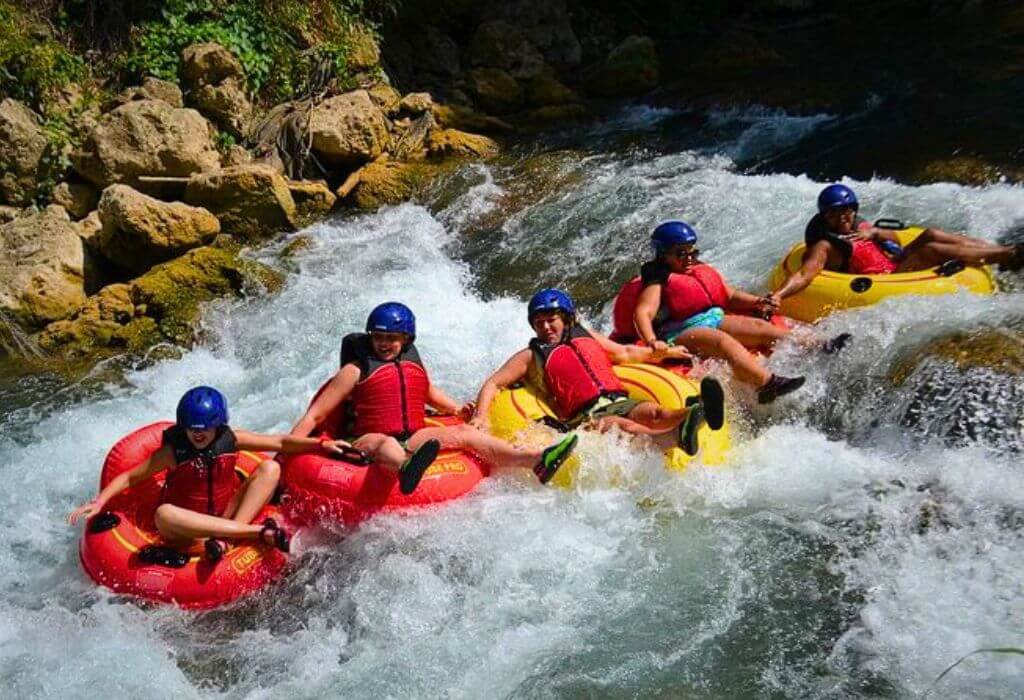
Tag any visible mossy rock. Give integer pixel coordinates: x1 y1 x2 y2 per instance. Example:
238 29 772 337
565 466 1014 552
347 160 438 209
912 155 1022 186
890 326 1024 384
36 242 283 363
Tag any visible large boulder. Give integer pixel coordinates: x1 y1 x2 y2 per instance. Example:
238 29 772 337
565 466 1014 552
0 206 86 328
37 242 284 360
95 184 220 273
0 99 47 206
467 21 546 79
487 0 582 69
287 180 337 223
184 165 297 239
181 43 246 86
108 77 184 109
51 182 99 220
524 71 577 107
427 129 500 159
587 35 660 97
344 160 433 210
180 43 254 139
467 68 524 115
368 83 402 116
432 104 513 133
190 80 253 139
400 92 434 115
308 91 391 167
71 100 221 189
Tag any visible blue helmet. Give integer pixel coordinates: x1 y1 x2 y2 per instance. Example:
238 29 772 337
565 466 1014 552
176 386 228 430
651 221 698 253
817 184 859 213
528 288 576 325
366 302 416 339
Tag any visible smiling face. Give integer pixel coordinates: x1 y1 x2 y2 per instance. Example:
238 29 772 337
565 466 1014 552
370 331 409 361
661 244 700 272
531 310 568 344
823 206 857 235
185 427 217 449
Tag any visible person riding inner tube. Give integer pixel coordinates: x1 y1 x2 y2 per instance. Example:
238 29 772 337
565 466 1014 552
472 289 726 457
69 387 346 561
769 183 1024 305
289 302 578 486
616 222 828 403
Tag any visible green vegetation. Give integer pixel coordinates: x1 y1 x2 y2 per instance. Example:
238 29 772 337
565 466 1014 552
0 1 88 113
121 0 391 103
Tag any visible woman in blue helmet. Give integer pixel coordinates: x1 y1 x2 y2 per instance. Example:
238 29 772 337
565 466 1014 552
770 183 1024 303
290 302 579 486
472 289 726 457
613 221 813 404
69 386 351 561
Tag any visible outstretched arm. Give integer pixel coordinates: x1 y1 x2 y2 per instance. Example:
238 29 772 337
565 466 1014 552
591 328 690 364
771 241 830 303
724 283 774 317
68 446 174 525
472 349 532 429
234 430 351 455
288 365 360 437
426 384 463 416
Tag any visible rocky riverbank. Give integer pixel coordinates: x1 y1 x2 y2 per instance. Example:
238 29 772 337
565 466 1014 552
2 0 1022 375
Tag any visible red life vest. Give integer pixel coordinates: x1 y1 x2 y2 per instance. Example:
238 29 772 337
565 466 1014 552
610 264 729 341
848 239 898 274
531 326 626 419
611 276 643 341
347 333 430 439
160 425 239 515
663 264 729 321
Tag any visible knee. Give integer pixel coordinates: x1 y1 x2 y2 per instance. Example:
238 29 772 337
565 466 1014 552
919 228 939 243
153 503 179 529
256 459 281 483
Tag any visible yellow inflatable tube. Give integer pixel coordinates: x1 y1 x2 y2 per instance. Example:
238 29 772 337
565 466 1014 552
488 363 730 487
768 226 996 323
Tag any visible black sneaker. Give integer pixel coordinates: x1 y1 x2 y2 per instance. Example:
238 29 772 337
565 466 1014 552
757 374 806 404
534 433 579 484
204 538 226 562
399 439 441 495
699 376 725 430
677 402 705 457
822 332 852 355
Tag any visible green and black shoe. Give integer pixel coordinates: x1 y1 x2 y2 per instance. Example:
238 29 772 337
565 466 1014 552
534 433 579 484
399 438 441 495
678 378 726 456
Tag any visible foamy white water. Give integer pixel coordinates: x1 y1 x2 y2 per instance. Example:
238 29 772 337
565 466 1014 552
1 104 1023 698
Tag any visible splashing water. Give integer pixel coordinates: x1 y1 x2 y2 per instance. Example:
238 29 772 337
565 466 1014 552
1 104 1023 698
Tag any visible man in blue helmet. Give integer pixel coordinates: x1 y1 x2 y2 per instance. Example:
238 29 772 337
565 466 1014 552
69 386 352 562
770 183 1024 303
290 302 579 485
612 220 816 404
472 289 726 457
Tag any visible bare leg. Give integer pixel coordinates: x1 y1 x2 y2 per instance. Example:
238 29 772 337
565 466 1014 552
678 327 771 386
408 424 544 470
222 459 281 523
153 503 266 544
353 433 407 472
719 315 790 348
897 228 1017 271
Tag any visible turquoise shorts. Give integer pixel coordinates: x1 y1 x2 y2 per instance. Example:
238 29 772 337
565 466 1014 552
659 307 726 344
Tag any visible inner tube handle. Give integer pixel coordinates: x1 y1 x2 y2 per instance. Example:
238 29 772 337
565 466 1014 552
874 218 905 230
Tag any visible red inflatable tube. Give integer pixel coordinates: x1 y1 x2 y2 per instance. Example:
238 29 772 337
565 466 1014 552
281 406 489 527
79 422 289 609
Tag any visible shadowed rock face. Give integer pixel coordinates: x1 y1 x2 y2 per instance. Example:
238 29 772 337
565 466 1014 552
0 99 47 206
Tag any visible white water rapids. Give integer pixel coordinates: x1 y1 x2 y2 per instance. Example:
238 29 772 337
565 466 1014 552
1 105 1022 698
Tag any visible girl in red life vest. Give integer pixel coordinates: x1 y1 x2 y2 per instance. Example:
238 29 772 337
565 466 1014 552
68 387 351 561
770 184 1024 304
472 290 726 458
289 303 579 486
630 222 808 404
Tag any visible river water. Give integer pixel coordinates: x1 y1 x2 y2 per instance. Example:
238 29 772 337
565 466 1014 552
1 102 1023 698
